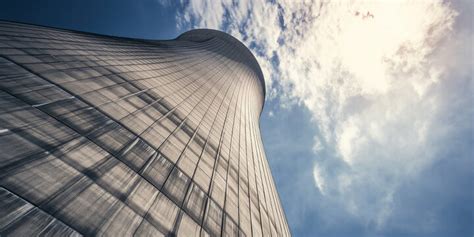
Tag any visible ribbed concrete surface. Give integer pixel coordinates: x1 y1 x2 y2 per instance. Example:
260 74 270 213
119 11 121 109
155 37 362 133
0 21 290 236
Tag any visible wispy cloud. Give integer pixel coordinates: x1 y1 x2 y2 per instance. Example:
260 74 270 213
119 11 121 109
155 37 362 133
177 0 473 234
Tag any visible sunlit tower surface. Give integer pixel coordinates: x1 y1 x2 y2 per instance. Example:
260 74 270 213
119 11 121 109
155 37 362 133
0 21 290 236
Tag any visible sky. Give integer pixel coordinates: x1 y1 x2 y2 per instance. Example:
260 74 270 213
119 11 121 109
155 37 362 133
1 0 473 236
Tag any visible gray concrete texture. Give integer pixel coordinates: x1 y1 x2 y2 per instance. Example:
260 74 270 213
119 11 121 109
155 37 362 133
0 21 290 236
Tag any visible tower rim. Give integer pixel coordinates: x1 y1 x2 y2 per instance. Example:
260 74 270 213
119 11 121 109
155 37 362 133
177 29 266 100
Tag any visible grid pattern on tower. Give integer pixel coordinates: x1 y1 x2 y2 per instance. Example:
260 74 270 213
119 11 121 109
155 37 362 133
0 21 290 236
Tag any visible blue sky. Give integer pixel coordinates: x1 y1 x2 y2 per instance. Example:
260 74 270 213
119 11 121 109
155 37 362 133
1 0 473 236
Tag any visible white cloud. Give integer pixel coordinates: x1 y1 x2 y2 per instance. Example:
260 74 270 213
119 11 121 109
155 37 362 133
312 163 326 194
178 0 472 231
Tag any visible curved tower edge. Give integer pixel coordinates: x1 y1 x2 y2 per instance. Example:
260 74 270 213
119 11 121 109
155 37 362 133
177 29 266 102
